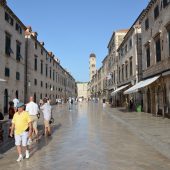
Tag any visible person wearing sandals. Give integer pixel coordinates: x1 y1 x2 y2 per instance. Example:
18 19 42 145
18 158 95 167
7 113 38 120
40 98 52 136
10 102 32 162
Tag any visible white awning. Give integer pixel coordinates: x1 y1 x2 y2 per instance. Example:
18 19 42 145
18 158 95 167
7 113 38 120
0 78 6 82
124 75 160 94
111 84 129 96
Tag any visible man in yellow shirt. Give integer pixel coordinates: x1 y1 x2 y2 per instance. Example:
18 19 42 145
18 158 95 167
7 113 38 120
10 102 32 162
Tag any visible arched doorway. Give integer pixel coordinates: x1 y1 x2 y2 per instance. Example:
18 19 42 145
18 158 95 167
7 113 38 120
15 90 19 99
4 89 8 113
163 86 168 115
34 93 36 103
147 88 151 113
157 86 163 115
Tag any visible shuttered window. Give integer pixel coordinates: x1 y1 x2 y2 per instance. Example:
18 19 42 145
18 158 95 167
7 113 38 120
155 37 161 62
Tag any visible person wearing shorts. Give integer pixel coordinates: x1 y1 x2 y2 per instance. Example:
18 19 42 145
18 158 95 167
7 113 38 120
10 102 32 162
26 96 39 143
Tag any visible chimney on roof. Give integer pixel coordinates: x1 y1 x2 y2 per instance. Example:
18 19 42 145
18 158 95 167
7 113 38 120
48 52 53 56
40 42 44 46
26 26 32 33
31 32 38 39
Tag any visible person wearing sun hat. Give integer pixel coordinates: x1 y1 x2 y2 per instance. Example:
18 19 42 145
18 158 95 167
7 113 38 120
10 102 32 162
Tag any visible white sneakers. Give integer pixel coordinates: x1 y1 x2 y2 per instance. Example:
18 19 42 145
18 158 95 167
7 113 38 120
16 150 29 162
25 150 30 159
16 154 23 162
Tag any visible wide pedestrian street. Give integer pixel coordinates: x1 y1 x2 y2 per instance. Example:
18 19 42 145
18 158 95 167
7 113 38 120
1 102 170 170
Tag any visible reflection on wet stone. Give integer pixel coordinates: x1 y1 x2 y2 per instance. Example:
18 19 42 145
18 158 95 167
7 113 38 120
1 103 170 170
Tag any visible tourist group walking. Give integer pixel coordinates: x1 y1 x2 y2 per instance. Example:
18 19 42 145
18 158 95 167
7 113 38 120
9 96 52 162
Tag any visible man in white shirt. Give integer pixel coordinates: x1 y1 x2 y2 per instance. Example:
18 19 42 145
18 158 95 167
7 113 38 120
13 97 19 112
26 96 39 142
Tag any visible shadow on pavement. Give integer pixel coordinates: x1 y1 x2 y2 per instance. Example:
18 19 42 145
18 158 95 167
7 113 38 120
118 108 129 112
0 122 62 156
0 121 15 155
29 123 62 157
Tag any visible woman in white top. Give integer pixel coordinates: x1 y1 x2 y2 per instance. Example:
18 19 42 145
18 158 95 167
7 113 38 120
40 98 52 136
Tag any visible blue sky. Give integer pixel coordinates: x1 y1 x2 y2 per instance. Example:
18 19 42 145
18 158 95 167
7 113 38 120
8 0 149 82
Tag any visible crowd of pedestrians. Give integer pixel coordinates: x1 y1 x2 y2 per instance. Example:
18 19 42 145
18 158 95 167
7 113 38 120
7 96 52 162
1 96 77 162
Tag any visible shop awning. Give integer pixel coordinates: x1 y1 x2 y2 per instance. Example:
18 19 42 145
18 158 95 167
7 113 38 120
0 78 6 82
111 84 129 96
124 75 160 94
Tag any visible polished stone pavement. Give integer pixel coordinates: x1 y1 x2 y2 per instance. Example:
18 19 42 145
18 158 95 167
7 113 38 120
1 102 170 170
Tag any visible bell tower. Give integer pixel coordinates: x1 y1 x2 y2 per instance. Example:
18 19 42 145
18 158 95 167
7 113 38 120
89 53 96 81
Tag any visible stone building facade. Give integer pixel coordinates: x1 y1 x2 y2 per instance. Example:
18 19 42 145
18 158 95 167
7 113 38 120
106 30 128 103
139 0 170 116
88 0 170 117
96 66 104 100
0 1 26 113
0 0 77 113
25 27 76 104
89 30 128 102
25 27 51 103
77 82 88 100
116 14 143 107
102 55 110 99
